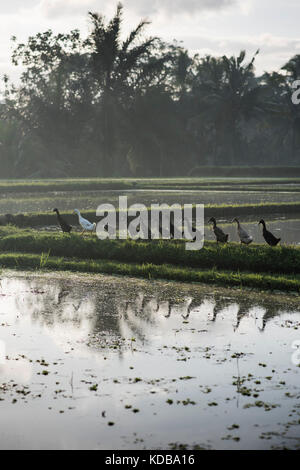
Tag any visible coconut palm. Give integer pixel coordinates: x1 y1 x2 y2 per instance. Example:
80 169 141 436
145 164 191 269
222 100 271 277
191 50 264 164
262 68 300 163
87 3 162 175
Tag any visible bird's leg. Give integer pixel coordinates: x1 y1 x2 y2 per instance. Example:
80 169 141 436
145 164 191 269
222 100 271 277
81 230 86 236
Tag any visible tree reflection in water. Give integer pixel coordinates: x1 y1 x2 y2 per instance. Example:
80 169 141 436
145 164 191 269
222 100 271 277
0 275 298 352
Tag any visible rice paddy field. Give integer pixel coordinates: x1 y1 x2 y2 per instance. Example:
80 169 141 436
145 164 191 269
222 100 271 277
0 176 300 450
0 271 300 450
2 179 300 214
1 177 300 243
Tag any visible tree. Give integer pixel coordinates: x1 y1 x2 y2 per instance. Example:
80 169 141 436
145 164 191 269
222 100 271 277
6 29 95 176
261 65 300 164
191 50 264 164
87 3 163 175
1 5 299 177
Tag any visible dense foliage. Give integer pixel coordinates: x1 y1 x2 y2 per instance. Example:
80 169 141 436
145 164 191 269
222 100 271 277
1 3 300 177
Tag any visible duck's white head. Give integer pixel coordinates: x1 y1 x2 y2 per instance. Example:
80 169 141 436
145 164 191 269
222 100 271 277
74 209 80 215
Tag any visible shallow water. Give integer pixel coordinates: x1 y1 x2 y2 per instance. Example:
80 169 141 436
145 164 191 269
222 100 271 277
0 271 299 450
0 189 300 214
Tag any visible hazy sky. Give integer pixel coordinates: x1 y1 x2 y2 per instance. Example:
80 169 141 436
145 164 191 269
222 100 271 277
1 0 299 85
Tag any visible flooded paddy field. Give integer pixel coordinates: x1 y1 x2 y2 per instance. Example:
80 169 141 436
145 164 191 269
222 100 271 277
1 177 300 194
0 188 300 214
0 271 299 450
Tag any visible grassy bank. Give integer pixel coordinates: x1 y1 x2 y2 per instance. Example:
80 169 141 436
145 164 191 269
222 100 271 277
0 175 299 193
0 179 134 193
2 201 300 228
0 251 299 293
0 226 299 276
190 166 300 178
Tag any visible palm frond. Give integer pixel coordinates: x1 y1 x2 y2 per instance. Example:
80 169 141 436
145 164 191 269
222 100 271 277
122 20 150 53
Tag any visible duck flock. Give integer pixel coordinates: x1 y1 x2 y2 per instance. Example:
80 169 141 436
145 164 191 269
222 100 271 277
52 208 281 247
208 217 281 246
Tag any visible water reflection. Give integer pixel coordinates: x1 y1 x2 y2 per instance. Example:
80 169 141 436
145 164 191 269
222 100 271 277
0 275 298 345
0 273 300 450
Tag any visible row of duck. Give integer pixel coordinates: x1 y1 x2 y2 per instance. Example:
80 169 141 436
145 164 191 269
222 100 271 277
52 207 280 246
208 217 280 246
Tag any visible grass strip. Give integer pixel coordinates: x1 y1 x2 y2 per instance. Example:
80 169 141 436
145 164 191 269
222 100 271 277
0 226 299 275
0 251 299 292
0 173 299 192
2 201 300 228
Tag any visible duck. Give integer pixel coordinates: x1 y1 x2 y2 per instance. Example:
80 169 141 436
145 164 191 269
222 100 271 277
53 208 72 233
258 219 280 246
232 218 253 245
208 217 229 243
74 209 96 235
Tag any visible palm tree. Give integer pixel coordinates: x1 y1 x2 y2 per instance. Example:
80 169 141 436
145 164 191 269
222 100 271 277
281 55 300 161
282 54 300 82
192 50 264 164
262 65 300 163
87 3 160 176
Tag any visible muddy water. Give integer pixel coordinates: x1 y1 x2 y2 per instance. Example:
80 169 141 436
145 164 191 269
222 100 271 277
0 272 299 450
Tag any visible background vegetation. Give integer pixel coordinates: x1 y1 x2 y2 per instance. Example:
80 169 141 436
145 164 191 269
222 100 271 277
1 3 300 178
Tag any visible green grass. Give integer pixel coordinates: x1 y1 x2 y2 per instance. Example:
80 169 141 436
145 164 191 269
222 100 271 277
205 201 300 218
0 174 299 192
190 166 300 178
0 226 299 276
0 225 298 292
3 201 300 228
0 251 299 292
0 179 134 193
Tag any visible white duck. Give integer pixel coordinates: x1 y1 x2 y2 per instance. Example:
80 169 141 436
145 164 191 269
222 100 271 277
232 218 253 245
74 209 96 235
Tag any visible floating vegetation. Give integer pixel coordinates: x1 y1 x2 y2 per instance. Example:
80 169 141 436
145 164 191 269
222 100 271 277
0 271 299 450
